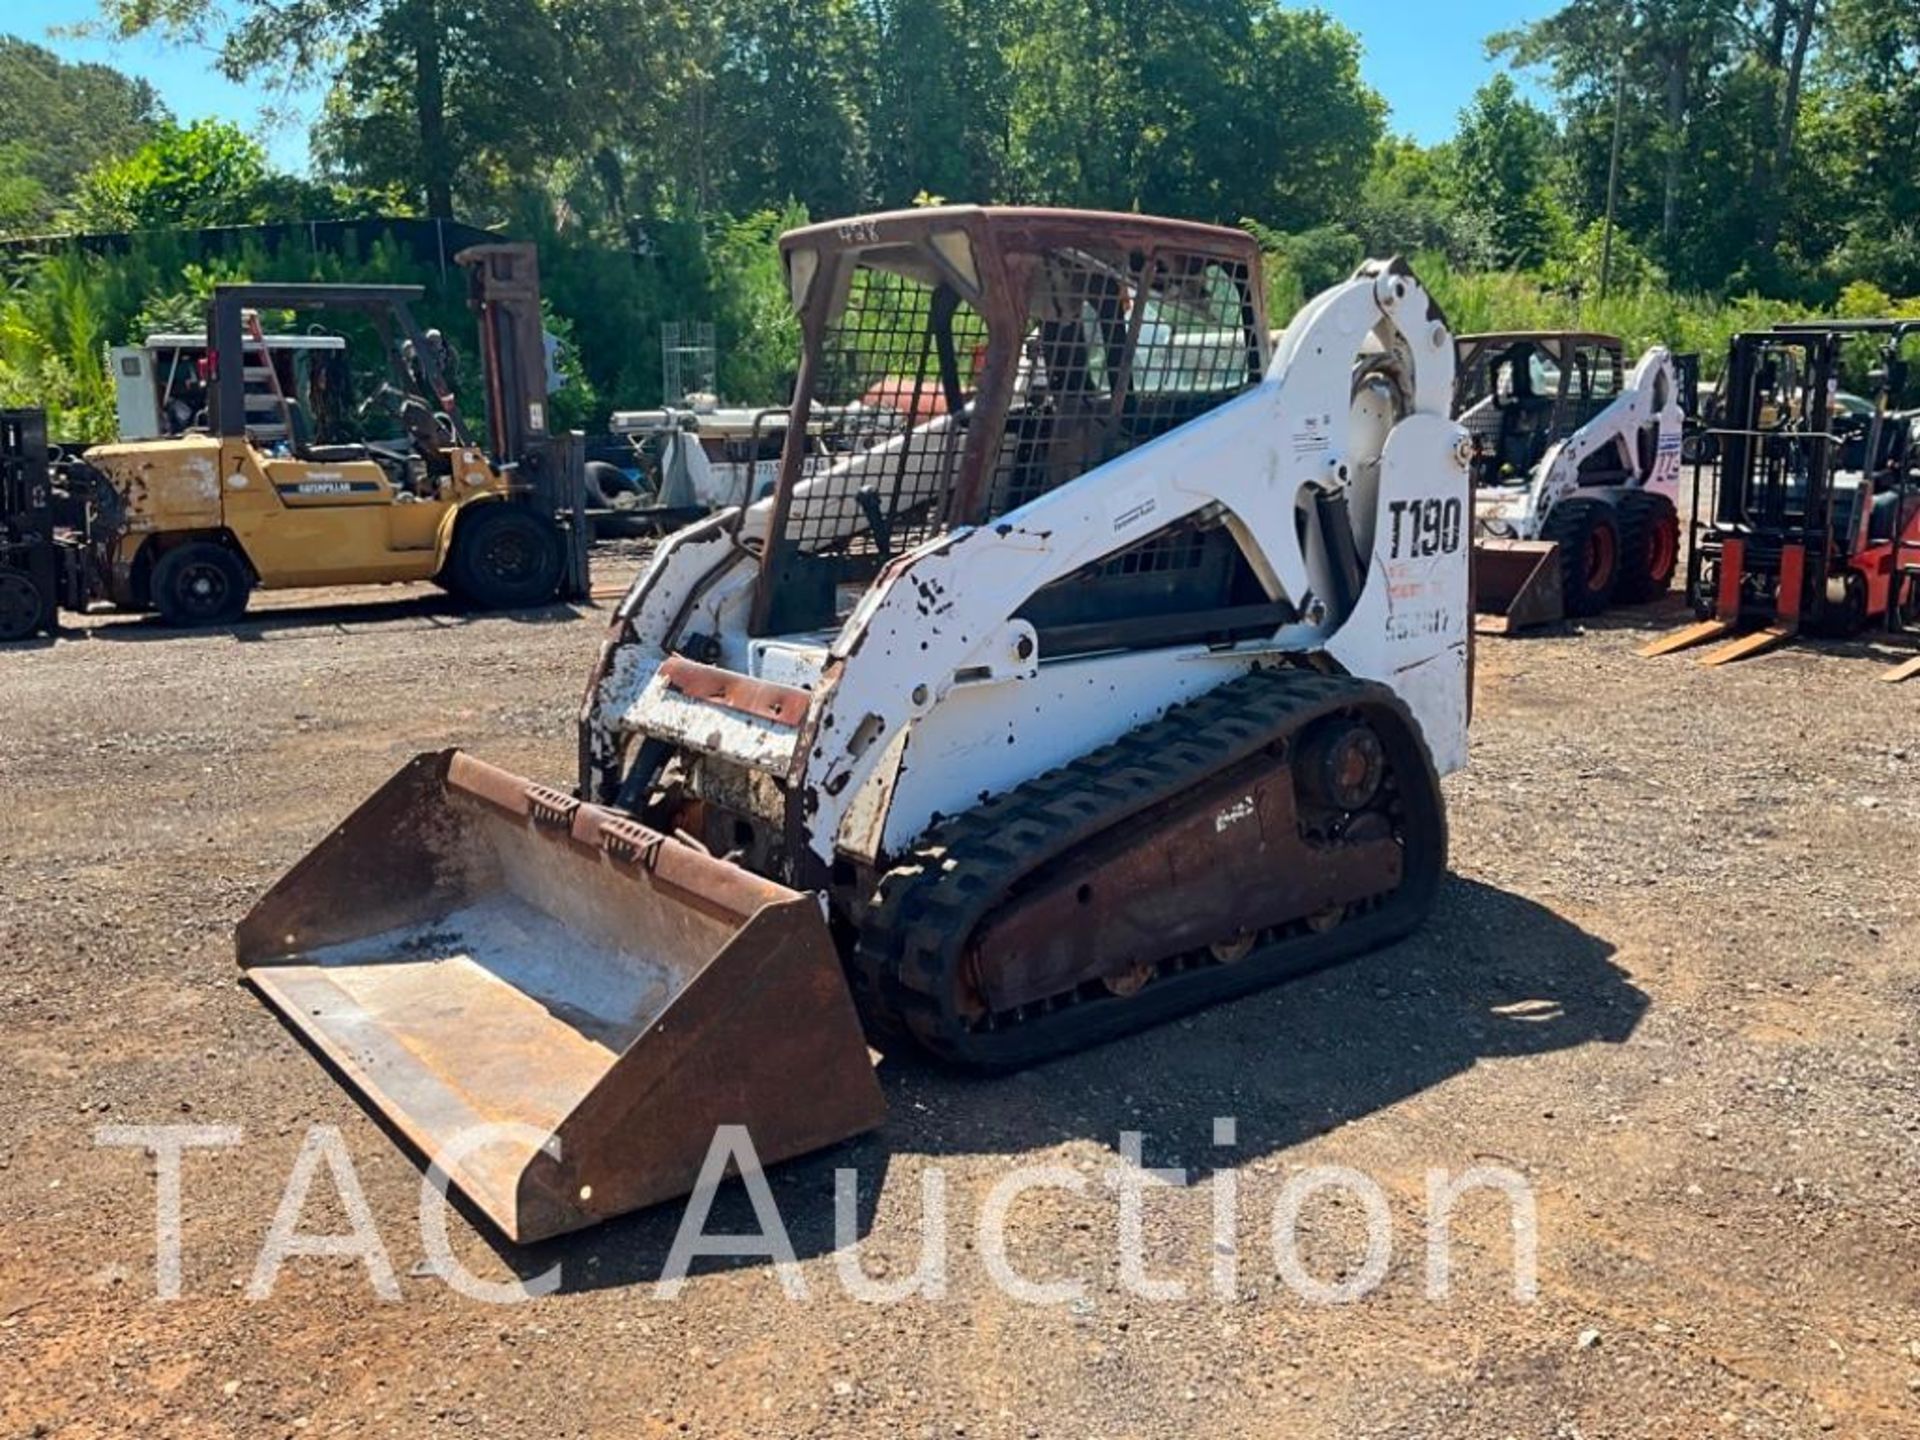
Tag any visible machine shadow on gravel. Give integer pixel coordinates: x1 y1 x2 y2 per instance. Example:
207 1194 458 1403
67 594 593 643
1510 595 1688 639
879 874 1647 1176
480 875 1644 1296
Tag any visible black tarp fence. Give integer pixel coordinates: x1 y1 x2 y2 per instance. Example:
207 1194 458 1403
0 216 501 283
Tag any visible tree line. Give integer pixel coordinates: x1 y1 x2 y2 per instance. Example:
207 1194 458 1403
4 1 1920 438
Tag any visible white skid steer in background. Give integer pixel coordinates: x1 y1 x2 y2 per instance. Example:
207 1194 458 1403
1458 331 1685 630
239 208 1474 1243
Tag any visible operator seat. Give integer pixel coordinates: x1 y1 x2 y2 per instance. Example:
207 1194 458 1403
1492 348 1552 478
286 399 372 465
1868 490 1906 543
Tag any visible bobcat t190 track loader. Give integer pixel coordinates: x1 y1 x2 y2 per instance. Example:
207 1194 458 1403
239 208 1473 1242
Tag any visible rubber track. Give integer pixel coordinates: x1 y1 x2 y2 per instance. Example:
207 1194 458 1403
853 664 1446 1070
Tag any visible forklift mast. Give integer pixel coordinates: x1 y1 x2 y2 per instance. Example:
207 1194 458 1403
458 243 590 600
1 409 51 543
458 243 548 463
1712 329 1839 552
0 408 78 639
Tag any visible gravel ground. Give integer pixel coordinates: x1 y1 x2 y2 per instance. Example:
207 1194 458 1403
1 573 1916 1439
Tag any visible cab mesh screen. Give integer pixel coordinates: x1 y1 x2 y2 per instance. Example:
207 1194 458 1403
776 268 987 576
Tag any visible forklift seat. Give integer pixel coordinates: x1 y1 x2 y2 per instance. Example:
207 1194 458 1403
285 399 372 465
1869 489 1913 544
301 444 375 464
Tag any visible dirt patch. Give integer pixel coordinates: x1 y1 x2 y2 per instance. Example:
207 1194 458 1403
2 578 1917 1439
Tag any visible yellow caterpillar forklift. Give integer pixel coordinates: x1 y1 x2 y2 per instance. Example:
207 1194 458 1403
0 242 587 641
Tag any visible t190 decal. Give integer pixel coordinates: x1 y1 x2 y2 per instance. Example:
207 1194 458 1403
1386 497 1463 560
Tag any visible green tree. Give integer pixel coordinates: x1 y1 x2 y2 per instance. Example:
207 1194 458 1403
64 118 331 231
1747 0 1822 258
1231 5 1388 226
0 37 165 233
1495 0 1812 290
0 144 46 235
706 0 875 218
532 0 878 226
1003 0 1382 225
1447 74 1565 269
711 205 810 399
0 251 120 438
1811 0 1920 291
1350 138 1494 267
867 0 1014 207
91 0 610 219
312 0 616 222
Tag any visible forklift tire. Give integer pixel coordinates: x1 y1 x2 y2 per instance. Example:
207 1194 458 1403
446 504 564 611
0 566 51 642
1689 556 1720 620
1809 570 1869 638
153 542 252 628
1538 498 1620 618
1614 491 1679 604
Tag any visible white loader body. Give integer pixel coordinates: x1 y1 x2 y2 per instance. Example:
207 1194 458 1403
240 212 1480 1245
592 249 1470 869
1466 340 1685 541
1457 331 1687 625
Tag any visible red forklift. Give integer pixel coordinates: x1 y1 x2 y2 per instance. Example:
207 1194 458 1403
1642 320 1920 677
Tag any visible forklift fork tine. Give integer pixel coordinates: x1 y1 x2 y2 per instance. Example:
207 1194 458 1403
1694 622 1797 667
1643 536 1749 658
1638 618 1735 657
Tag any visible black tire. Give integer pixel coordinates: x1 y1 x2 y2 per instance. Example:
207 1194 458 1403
1538 498 1621 618
583 460 633 507
1615 491 1680 604
0 566 51 642
1689 554 1720 620
444 503 564 610
152 541 251 628
1898 573 1920 630
1809 570 1869 638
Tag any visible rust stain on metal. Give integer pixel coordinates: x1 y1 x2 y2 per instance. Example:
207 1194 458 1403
966 757 1400 1013
1472 538 1564 633
238 748 886 1244
661 654 810 727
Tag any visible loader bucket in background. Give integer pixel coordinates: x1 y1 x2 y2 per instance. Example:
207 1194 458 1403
238 750 886 1244
1473 539 1565 634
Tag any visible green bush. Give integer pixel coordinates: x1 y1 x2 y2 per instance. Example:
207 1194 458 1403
12 206 1920 449
0 250 119 439
0 209 816 443
1380 253 1807 377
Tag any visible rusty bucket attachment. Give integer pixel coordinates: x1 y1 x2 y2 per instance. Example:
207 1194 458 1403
1473 539 1565 634
238 751 886 1243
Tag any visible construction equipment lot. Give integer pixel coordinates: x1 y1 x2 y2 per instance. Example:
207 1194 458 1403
2 577 1916 1439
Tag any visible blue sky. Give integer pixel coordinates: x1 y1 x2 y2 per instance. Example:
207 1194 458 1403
6 0 1556 175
